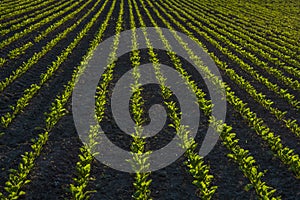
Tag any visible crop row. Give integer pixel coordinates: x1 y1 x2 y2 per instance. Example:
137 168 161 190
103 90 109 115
192 0 300 55
153 0 300 178
128 0 152 198
0 0 96 128
0 0 112 198
159 0 300 112
1 0 92 63
0 0 298 199
0 0 84 94
0 0 56 22
198 0 300 43
141 0 282 198
160 0 300 138
0 0 63 30
0 0 70 36
69 0 117 199
0 0 80 50
176 0 300 77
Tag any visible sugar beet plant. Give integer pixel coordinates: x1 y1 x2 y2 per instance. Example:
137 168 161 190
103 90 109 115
0 0 299 199
128 0 152 198
138 0 281 198
0 0 101 128
69 0 118 199
149 0 300 178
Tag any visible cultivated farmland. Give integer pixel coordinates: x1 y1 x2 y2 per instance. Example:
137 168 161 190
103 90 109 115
0 0 299 199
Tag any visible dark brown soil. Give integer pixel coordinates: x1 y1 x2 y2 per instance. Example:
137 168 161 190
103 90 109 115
0 0 299 199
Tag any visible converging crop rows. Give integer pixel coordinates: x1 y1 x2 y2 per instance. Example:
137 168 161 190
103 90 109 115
0 0 299 199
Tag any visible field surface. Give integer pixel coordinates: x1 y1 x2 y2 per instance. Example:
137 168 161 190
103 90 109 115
0 0 299 199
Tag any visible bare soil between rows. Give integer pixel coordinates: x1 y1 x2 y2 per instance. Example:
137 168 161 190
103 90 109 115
0 0 299 199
